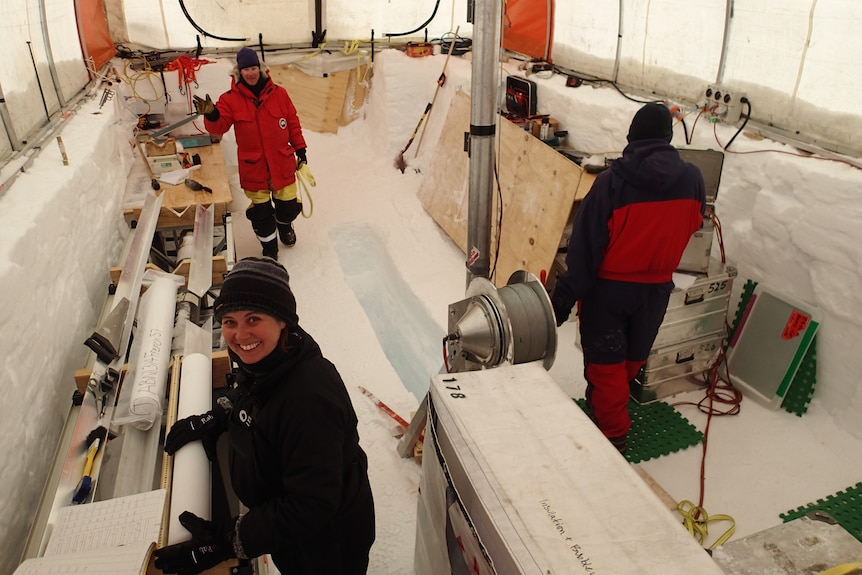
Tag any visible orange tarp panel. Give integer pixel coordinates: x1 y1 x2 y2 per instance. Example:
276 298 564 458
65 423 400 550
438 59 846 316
503 0 554 62
76 0 116 72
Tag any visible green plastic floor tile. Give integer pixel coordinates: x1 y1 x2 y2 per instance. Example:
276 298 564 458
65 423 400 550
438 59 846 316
781 336 817 416
574 398 703 464
728 279 758 343
780 482 862 543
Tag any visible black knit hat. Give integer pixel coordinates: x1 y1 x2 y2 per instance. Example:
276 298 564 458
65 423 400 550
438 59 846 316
627 103 673 143
236 47 260 70
214 257 298 326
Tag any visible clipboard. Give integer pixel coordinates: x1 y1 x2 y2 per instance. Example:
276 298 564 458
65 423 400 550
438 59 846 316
15 489 166 575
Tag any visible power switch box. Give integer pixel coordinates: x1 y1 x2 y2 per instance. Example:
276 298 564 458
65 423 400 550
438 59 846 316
704 84 747 123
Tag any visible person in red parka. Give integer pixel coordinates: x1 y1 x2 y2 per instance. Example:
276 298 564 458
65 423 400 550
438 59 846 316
194 47 307 259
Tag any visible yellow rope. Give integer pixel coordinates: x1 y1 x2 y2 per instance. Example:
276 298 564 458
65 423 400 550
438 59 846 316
817 564 862 575
676 500 736 550
295 163 316 218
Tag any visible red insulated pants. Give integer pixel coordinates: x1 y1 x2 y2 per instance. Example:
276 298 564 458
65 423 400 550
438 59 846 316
578 279 674 439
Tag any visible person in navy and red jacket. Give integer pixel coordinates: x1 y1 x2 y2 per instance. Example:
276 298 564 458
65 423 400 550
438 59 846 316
551 102 706 455
194 47 307 259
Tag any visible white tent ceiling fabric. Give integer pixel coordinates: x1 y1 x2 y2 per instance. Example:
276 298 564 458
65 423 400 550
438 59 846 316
2 0 861 163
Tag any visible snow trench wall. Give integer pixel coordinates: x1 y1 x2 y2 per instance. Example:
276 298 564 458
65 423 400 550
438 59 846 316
0 95 132 575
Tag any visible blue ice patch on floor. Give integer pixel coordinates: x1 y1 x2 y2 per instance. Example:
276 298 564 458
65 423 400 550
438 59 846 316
330 222 445 402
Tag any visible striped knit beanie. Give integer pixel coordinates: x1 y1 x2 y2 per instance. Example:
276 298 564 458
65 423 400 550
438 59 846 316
214 257 298 326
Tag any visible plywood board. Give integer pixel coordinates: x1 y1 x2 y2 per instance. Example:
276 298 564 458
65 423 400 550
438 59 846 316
417 91 471 253
268 64 369 134
418 90 585 286
495 115 584 284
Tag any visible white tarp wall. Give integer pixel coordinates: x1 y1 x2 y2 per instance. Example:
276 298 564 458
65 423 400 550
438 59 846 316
0 0 89 156
3 1 862 162
553 0 862 157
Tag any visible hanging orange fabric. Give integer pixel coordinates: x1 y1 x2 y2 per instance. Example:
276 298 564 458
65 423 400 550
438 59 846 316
75 0 116 72
503 0 555 62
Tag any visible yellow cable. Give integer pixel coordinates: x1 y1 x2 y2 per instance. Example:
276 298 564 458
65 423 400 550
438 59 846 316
818 564 862 575
676 500 736 550
295 163 316 218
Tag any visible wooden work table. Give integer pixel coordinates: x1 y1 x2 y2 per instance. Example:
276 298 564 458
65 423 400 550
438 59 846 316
123 142 233 228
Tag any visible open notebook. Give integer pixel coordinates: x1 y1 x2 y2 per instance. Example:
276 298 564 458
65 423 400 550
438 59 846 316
15 489 166 575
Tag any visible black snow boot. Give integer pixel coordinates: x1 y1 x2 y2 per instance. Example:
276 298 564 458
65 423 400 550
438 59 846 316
278 222 297 247
609 434 627 456
262 239 279 259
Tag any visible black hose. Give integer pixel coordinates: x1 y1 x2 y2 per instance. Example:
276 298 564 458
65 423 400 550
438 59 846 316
178 0 246 42
385 0 441 37
26 41 49 120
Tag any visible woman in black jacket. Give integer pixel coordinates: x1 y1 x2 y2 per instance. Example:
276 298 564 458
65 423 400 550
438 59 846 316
155 257 375 575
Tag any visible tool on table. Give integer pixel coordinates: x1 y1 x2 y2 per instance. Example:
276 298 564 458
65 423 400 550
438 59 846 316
88 366 120 420
184 178 212 193
71 427 108 504
136 139 161 191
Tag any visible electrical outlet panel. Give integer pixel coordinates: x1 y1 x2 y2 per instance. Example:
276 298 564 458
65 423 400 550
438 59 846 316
701 84 747 123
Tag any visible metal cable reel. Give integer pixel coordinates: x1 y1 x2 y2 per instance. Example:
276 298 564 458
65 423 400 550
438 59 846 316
445 271 557 373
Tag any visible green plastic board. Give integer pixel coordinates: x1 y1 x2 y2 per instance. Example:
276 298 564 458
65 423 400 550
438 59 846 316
728 280 819 415
726 284 820 409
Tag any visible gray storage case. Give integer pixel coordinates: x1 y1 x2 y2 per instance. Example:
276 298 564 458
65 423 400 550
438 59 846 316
631 258 736 403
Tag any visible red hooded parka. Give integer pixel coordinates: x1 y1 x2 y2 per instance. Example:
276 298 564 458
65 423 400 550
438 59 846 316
204 73 307 192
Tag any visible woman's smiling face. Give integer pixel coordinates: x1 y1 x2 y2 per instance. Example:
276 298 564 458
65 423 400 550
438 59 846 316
220 309 286 364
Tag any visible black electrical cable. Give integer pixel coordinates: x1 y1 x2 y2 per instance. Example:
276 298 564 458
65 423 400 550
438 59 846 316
178 0 247 42
26 41 49 120
385 0 441 37
723 98 751 151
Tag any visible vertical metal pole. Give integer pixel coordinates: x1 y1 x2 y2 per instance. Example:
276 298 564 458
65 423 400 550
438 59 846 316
612 0 624 83
466 0 502 286
43 0 66 107
0 80 22 151
716 0 735 84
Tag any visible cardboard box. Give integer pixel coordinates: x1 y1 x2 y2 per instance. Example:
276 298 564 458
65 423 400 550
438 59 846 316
527 117 559 140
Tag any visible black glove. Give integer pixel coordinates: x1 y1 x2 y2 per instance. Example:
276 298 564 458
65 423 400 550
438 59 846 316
192 94 219 120
552 299 571 327
154 512 236 575
296 147 307 166
164 411 222 458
